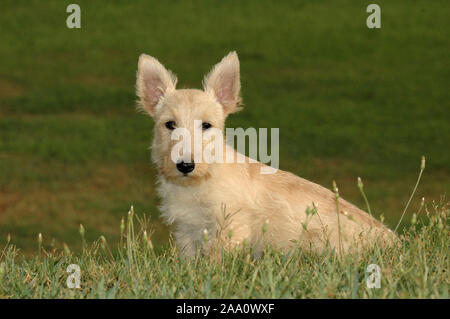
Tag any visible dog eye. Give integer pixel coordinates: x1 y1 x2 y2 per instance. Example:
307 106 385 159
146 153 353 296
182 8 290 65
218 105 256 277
165 121 176 130
202 122 212 130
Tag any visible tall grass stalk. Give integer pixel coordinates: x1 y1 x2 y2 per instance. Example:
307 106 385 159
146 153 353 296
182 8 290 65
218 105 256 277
394 156 426 233
357 177 374 220
332 180 343 256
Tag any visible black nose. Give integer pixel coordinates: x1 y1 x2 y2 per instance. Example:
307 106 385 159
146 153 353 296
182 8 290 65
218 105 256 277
176 161 195 174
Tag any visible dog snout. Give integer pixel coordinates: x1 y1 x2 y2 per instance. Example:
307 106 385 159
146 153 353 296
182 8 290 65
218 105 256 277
176 161 195 175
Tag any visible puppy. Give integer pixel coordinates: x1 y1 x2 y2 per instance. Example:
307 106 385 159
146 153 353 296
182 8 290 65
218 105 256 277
136 52 395 257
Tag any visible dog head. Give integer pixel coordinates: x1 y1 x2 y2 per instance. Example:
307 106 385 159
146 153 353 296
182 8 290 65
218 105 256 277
136 52 241 185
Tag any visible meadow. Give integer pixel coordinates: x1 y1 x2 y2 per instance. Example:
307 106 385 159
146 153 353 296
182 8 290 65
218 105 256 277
0 199 448 298
0 0 449 297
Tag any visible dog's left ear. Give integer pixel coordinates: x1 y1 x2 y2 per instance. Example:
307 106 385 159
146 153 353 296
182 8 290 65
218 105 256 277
203 51 241 115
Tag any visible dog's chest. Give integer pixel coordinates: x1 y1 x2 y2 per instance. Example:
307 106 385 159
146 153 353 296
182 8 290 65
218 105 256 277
157 180 220 228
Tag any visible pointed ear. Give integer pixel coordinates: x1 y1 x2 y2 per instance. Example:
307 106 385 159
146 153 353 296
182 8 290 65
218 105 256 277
203 51 241 115
136 54 177 116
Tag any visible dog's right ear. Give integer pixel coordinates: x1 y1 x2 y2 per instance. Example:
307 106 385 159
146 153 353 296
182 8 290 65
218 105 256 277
136 54 177 116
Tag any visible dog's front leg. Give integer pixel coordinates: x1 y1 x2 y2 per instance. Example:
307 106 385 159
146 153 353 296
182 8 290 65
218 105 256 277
173 221 216 258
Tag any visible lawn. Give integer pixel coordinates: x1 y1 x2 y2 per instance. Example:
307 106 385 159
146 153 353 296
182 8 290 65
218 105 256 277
0 201 448 298
0 0 449 259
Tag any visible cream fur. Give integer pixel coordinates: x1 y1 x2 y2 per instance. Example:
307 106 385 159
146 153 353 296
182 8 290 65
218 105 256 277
136 52 396 257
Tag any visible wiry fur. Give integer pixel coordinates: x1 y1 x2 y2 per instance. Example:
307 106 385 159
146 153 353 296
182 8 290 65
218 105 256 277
136 51 396 257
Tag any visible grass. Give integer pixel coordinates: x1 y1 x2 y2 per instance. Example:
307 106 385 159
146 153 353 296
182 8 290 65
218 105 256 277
0 0 449 257
1 157 448 298
0 197 448 298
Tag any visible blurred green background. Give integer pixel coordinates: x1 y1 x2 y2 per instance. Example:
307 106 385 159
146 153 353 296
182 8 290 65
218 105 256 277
0 0 448 254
